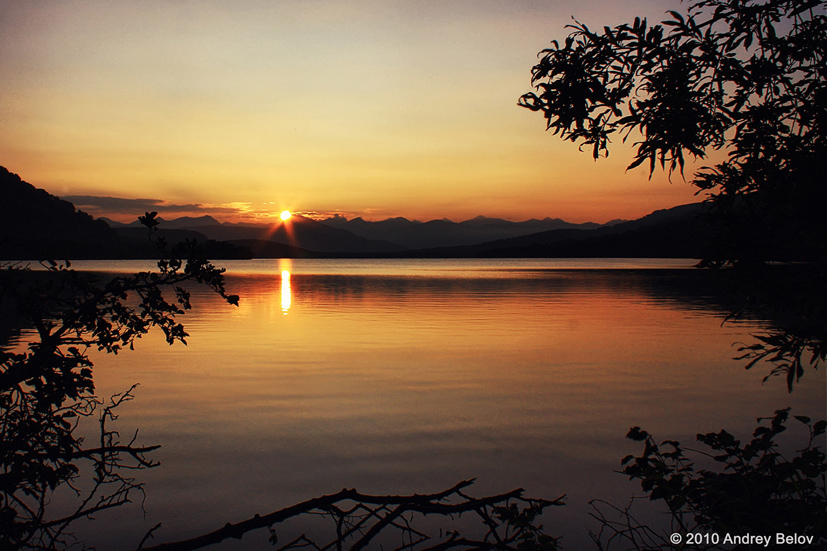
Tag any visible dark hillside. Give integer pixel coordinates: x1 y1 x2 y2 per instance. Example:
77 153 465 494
0 167 251 259
0 166 118 259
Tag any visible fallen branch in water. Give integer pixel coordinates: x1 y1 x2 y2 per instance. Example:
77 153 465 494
135 479 565 551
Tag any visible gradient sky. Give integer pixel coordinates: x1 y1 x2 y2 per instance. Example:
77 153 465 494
0 0 703 224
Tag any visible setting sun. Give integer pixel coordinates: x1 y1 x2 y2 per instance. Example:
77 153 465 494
280 210 292 221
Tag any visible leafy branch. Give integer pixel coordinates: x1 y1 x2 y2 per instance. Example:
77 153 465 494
1 214 239 550
590 409 827 550
520 0 827 265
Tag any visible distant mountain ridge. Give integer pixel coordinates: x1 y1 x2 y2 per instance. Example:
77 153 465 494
110 207 703 259
396 203 711 259
110 212 623 253
316 214 615 249
171 218 406 254
2 165 708 259
101 215 222 228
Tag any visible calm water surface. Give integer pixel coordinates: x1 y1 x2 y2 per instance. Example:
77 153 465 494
51 259 825 549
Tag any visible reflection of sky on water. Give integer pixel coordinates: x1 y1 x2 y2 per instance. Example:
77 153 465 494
78 260 825 550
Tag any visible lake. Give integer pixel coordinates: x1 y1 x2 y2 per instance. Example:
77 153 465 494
34 259 825 549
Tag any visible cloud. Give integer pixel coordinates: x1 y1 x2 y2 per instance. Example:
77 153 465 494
64 195 173 211
61 195 247 221
293 210 355 221
61 195 361 224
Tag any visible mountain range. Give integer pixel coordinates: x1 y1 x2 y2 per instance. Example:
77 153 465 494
2 166 711 260
102 212 633 253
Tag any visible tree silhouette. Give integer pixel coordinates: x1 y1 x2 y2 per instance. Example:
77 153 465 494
520 0 826 265
0 215 239 549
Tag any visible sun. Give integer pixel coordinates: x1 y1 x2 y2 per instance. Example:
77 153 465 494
280 210 292 221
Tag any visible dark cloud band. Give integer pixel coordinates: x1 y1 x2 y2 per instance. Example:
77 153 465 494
62 195 238 215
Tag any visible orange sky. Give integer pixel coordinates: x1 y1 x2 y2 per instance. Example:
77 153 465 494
0 0 701 224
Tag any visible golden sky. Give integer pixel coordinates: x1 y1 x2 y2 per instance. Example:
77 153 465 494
0 0 701 224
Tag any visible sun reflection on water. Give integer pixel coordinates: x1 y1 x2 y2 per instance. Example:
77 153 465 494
281 269 292 314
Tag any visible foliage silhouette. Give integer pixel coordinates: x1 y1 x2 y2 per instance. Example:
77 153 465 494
590 409 826 550
520 0 827 265
735 329 825 392
0 214 238 549
722 263 826 391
